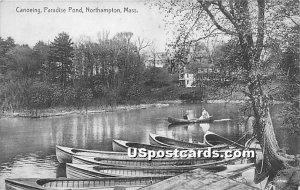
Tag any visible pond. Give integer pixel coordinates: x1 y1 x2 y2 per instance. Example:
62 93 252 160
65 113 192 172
0 103 299 189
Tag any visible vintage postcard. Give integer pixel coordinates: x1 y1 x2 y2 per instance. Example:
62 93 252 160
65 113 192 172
0 0 299 189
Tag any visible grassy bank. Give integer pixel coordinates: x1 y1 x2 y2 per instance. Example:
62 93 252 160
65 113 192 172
0 84 202 119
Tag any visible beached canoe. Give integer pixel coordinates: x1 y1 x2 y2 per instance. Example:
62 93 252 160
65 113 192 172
245 138 262 150
56 145 129 163
149 133 228 150
66 161 230 178
72 155 220 167
204 131 245 148
5 176 169 190
112 139 175 152
167 116 214 124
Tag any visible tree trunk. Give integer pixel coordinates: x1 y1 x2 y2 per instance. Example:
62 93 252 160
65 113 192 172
253 102 292 184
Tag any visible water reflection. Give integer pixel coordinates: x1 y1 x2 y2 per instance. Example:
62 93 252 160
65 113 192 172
56 163 66 178
0 103 299 189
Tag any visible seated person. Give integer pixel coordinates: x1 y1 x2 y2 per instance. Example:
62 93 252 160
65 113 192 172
183 114 190 120
200 108 210 119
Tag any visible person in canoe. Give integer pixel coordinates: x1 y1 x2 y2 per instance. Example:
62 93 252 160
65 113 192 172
183 113 190 120
199 108 210 119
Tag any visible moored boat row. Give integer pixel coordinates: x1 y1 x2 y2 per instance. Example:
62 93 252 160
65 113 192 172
56 131 241 164
7 131 256 190
5 163 255 190
61 132 248 180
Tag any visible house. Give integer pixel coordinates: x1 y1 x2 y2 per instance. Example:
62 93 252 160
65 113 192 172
179 68 196 88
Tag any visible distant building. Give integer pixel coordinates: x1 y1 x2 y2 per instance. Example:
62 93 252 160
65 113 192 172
179 68 195 88
178 42 214 87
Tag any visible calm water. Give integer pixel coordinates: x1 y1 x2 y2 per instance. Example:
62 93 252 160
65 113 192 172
0 103 299 189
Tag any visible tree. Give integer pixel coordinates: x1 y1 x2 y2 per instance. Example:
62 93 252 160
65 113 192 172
25 81 52 116
76 87 93 113
33 41 50 79
7 45 41 78
152 0 299 185
143 67 173 88
279 48 300 135
48 32 74 86
0 37 16 75
72 32 148 103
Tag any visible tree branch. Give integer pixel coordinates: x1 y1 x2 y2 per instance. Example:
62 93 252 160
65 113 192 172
135 37 151 52
190 28 221 42
288 16 300 27
182 9 203 45
199 1 237 36
217 0 239 29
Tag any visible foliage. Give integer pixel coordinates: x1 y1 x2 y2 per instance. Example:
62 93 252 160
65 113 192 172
0 31 180 114
281 96 300 135
33 41 50 79
48 32 74 86
278 49 300 135
25 81 52 110
7 45 41 78
76 87 93 111
0 79 26 111
143 67 174 88
179 88 205 102
0 37 16 75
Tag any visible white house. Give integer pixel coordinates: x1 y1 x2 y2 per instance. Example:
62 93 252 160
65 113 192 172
179 68 195 88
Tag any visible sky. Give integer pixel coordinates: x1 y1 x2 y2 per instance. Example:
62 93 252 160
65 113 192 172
0 0 168 51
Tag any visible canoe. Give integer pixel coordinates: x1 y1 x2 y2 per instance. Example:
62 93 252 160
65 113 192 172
72 155 220 167
149 133 227 150
112 139 175 152
204 131 245 148
56 145 129 163
245 138 262 150
167 116 214 124
5 176 169 190
66 161 230 178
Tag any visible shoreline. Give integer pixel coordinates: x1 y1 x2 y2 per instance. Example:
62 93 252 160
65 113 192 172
0 102 173 119
0 99 288 119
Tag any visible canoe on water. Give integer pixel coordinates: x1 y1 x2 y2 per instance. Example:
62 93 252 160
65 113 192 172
149 133 228 150
5 176 169 190
204 131 245 149
112 139 175 152
72 155 221 167
56 145 130 163
66 161 230 178
167 116 214 124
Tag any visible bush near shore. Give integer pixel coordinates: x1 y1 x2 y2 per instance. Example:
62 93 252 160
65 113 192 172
0 82 205 118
